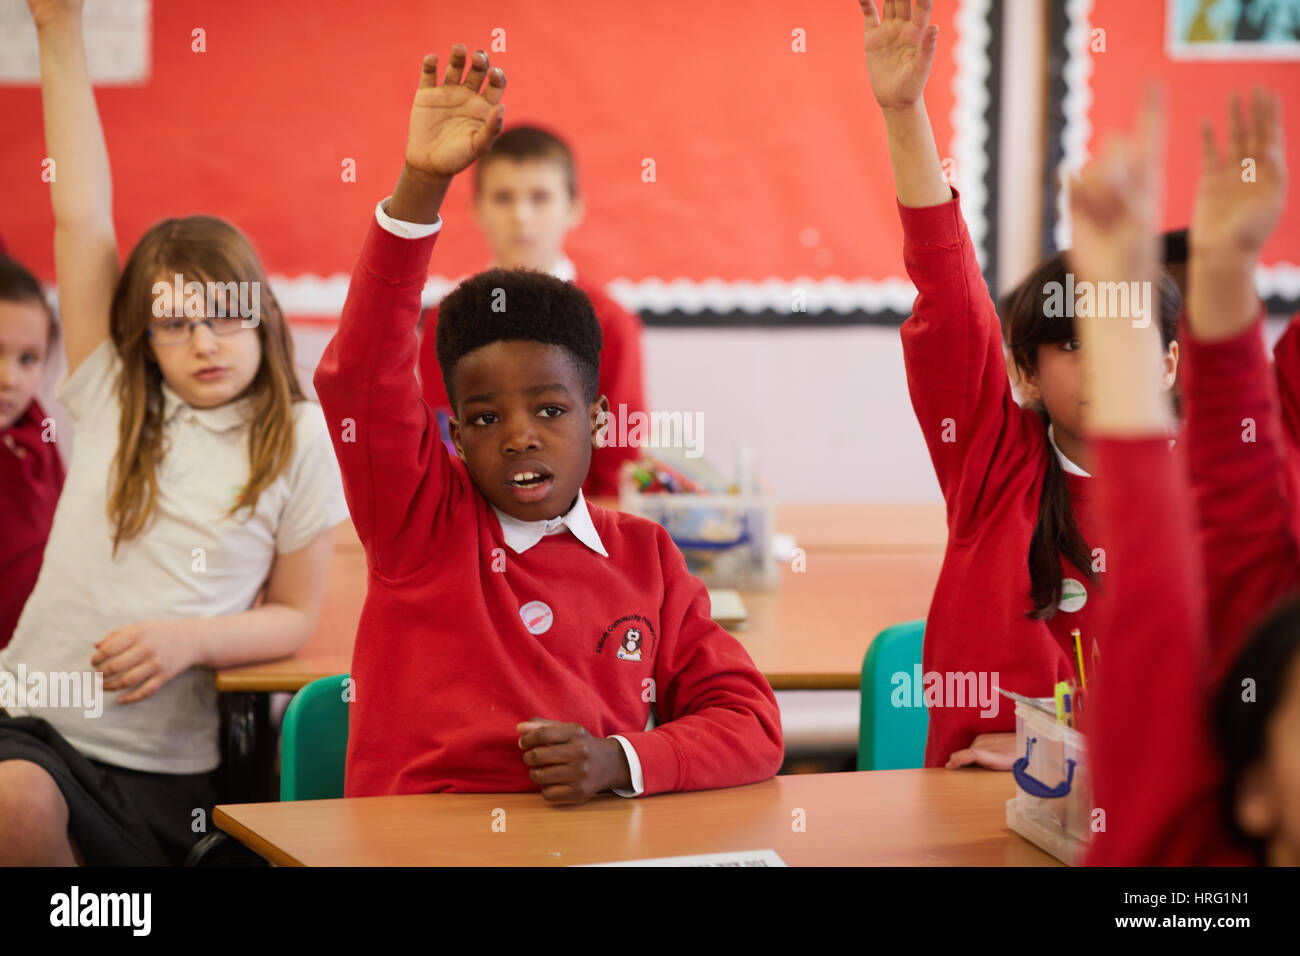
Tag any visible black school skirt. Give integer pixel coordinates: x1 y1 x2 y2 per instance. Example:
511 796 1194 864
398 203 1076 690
0 711 216 866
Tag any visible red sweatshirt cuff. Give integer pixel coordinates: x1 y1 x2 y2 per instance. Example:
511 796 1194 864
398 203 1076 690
896 186 965 250
614 729 685 797
360 213 441 286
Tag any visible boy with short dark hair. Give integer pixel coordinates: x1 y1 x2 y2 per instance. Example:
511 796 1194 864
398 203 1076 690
315 44 782 802
416 124 646 498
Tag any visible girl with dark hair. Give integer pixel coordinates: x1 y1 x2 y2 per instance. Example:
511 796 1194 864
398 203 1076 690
856 0 1181 767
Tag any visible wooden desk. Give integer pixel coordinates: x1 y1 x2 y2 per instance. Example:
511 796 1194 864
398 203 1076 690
332 500 949 554
214 768 1055 866
215 550 941 693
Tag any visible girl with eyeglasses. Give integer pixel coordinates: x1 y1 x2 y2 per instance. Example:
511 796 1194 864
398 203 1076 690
0 0 349 866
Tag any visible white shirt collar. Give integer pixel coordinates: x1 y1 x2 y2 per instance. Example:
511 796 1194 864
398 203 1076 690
491 489 608 557
1047 423 1091 478
488 255 576 283
161 381 254 433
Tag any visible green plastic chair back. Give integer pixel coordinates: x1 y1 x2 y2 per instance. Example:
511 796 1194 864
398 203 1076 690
280 673 351 801
858 620 929 770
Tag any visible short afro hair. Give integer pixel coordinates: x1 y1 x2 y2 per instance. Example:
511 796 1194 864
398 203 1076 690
436 268 602 408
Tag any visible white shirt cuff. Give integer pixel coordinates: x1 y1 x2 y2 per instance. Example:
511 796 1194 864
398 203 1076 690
608 735 645 797
375 197 443 239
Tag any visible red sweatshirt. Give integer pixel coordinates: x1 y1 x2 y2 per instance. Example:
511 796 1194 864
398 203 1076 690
1087 314 1299 866
0 399 65 649
898 192 1092 765
314 215 783 798
418 277 646 498
1269 312 1300 539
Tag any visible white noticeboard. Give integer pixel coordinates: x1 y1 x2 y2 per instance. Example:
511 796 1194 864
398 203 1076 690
0 0 151 84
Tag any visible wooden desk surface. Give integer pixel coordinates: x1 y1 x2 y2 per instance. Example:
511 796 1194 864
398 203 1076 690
334 500 949 554
214 768 1055 867
215 549 941 693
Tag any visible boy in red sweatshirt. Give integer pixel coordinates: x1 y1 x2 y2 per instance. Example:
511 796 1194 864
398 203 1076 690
313 44 782 801
1073 88 1299 865
416 126 646 498
0 254 65 649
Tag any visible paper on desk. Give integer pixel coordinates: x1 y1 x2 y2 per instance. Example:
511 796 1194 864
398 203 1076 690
707 588 748 627
579 849 787 867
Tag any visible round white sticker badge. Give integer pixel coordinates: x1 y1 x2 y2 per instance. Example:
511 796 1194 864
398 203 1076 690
519 600 554 635
1058 577 1087 613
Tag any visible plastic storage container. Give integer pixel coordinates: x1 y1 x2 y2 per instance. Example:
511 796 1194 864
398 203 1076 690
618 486 778 590
1005 699 1092 865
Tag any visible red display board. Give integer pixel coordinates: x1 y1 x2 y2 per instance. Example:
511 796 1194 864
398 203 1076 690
1051 0 1300 307
0 0 1000 322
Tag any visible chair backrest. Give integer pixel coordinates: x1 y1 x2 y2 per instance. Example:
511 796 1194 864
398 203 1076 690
280 674 351 801
858 620 928 770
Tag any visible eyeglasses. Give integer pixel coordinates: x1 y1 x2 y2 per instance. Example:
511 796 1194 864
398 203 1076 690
147 315 252 346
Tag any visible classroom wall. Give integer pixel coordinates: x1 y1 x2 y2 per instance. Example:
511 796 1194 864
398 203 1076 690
286 324 944 501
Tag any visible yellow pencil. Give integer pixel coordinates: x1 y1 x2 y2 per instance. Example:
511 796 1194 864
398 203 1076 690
1072 628 1087 691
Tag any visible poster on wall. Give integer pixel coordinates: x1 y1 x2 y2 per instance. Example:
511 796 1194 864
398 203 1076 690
1046 0 1300 315
0 0 1004 327
1167 0 1300 60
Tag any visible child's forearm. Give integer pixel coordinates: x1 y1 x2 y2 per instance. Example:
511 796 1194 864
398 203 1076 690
188 603 315 670
35 18 114 232
1187 244 1259 343
388 165 452 224
881 102 953 208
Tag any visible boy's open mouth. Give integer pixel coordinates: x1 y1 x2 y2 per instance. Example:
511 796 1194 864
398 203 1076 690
505 469 555 503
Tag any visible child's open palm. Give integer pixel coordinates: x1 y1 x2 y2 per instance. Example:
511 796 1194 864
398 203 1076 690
406 44 507 181
1192 88 1287 256
858 0 939 112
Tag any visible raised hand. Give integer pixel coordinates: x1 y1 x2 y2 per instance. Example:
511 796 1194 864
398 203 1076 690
1191 88 1287 257
1067 88 1173 435
1066 89 1164 290
405 44 507 182
858 0 939 112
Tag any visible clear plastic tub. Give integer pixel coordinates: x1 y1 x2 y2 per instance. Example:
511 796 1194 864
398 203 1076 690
1005 700 1092 865
618 487 778 590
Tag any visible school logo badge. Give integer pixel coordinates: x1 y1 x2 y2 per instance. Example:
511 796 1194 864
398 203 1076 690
519 600 553 635
597 613 657 659
616 627 643 662
1058 577 1087 613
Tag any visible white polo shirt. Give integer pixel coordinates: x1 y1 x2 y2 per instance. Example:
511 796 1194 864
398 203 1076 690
0 338 349 773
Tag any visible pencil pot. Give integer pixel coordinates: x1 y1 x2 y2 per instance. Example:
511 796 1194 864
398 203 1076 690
1005 700 1092 865
618 486 778 590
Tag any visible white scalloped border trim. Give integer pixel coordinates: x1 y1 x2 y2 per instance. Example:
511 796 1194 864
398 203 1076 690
1258 264 1300 301
1054 0 1095 252
265 273 923 317
952 0 992 267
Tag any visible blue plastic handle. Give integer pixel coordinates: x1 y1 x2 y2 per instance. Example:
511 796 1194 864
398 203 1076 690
1011 736 1077 799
